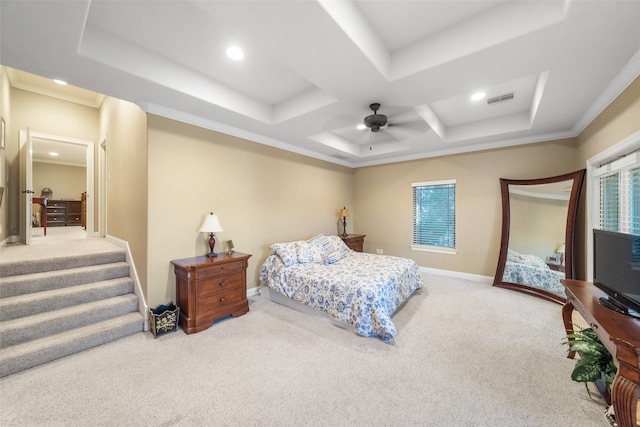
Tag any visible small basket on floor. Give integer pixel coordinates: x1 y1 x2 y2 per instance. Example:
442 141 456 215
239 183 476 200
149 303 180 338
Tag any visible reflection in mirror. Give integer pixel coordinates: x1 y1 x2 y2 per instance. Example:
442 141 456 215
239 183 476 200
493 170 585 304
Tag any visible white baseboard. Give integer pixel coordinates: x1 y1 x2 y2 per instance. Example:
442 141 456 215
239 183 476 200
418 266 494 284
105 235 149 331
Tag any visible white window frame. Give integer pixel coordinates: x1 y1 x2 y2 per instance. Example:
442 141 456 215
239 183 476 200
411 179 457 254
586 130 640 281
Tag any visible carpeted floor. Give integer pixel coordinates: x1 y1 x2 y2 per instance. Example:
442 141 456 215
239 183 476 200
0 272 609 426
0 226 118 264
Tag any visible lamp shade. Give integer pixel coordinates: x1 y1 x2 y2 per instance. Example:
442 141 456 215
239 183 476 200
556 243 565 254
198 212 224 233
340 208 350 218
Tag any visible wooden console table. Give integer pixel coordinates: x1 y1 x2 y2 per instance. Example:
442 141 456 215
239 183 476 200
562 279 640 427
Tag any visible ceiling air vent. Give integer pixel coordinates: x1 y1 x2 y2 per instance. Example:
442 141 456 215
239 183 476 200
487 93 514 105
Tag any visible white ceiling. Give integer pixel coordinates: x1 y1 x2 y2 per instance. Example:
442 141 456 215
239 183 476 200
1 0 639 168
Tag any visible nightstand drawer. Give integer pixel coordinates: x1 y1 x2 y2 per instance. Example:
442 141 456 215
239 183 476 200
197 274 243 298
197 262 243 280
47 207 65 214
197 286 244 314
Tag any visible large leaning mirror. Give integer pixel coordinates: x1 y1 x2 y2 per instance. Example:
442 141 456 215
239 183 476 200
493 169 585 304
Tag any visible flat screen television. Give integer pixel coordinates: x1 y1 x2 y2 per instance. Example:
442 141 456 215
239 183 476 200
593 229 640 319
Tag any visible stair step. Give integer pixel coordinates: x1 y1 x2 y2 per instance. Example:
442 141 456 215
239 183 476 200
0 312 144 378
0 294 140 348
0 250 125 278
0 277 134 321
0 262 130 298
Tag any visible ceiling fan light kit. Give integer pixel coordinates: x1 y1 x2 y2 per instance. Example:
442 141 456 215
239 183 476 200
363 103 388 132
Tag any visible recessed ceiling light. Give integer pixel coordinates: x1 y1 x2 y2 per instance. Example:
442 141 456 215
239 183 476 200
53 79 67 85
226 46 244 61
471 92 486 101
357 124 366 130
49 152 59 157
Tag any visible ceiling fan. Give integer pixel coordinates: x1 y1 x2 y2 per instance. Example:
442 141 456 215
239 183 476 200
363 103 388 132
354 102 430 146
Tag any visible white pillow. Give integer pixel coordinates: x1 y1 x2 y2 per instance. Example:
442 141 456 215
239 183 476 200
297 241 324 264
270 242 299 267
307 234 332 255
325 235 351 264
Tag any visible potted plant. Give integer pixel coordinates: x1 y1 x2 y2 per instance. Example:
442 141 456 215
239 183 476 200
563 326 617 404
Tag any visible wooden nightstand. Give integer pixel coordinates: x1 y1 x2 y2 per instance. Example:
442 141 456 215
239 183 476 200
171 252 251 334
340 234 366 252
546 262 565 273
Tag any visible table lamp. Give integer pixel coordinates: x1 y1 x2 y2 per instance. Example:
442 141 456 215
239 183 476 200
340 207 350 237
556 243 565 266
199 212 224 257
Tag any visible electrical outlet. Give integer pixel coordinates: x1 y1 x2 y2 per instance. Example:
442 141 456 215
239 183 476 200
376 249 383 254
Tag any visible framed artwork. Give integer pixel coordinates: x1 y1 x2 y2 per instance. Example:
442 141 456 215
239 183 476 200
0 117 5 149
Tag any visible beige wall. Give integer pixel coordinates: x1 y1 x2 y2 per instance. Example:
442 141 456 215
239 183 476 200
509 194 567 259
146 115 354 307
0 67 10 241
98 97 148 297
573 76 640 278
353 139 581 278
577 77 640 162
33 162 86 200
6 88 98 237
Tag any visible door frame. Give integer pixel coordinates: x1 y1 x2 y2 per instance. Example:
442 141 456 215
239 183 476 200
27 131 95 238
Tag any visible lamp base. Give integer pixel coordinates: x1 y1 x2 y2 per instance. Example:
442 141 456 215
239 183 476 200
206 233 218 258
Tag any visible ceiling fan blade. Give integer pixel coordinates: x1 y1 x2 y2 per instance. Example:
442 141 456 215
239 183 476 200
384 124 427 140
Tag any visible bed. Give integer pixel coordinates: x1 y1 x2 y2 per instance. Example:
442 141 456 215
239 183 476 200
259 234 423 342
502 250 565 296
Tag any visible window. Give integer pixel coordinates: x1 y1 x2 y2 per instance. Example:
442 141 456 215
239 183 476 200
411 180 456 253
594 151 640 235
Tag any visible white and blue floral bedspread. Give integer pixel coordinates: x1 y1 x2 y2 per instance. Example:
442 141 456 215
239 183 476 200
502 252 565 296
259 251 423 342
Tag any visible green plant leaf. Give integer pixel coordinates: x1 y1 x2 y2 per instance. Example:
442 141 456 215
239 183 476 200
571 357 602 383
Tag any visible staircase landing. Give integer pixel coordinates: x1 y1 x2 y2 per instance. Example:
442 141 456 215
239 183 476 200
1 226 118 264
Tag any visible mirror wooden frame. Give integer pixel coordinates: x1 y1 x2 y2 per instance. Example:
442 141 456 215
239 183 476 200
493 169 585 304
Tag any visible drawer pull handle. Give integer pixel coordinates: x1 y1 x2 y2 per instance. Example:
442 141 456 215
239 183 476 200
590 323 599 329
219 281 225 287
219 297 225 302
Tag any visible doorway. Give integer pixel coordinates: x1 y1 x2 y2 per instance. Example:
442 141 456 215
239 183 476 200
19 131 95 243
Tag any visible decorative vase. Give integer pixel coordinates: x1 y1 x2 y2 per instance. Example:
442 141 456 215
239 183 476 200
594 371 612 406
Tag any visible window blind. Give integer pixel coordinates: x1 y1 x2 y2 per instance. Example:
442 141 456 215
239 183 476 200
594 149 640 235
412 181 456 248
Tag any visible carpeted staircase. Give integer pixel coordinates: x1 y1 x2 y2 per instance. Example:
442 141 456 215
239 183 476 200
0 248 144 377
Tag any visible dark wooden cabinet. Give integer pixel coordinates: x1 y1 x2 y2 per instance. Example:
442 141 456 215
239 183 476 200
66 201 82 226
45 199 84 227
561 280 639 427
171 252 251 334
340 234 366 252
46 200 66 227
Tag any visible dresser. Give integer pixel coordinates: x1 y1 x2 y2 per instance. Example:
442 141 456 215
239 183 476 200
46 200 67 227
340 234 366 252
46 199 84 226
171 252 251 334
